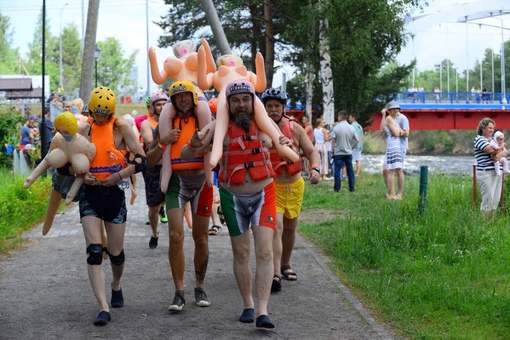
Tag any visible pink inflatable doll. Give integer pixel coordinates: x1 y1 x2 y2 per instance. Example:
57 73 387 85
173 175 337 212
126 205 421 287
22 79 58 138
148 38 216 191
197 44 299 168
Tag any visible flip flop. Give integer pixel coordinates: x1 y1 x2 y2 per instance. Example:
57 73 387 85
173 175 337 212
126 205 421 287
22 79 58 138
281 265 297 281
209 225 221 235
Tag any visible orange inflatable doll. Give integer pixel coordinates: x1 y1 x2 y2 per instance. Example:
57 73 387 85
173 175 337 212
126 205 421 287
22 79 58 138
148 38 216 192
197 45 299 169
23 112 96 205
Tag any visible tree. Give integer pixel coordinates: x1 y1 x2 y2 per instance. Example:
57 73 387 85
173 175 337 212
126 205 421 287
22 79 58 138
95 38 137 96
60 24 83 100
0 14 19 75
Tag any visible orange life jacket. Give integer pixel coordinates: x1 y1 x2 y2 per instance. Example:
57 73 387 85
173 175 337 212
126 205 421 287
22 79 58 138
170 115 204 171
269 116 302 176
141 115 158 152
219 121 276 186
88 116 127 180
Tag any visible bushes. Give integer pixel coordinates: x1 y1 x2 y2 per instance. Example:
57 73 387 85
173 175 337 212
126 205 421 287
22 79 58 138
0 107 24 169
0 169 53 251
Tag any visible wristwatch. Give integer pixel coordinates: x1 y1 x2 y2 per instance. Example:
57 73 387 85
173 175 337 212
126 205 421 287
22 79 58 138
311 167 320 173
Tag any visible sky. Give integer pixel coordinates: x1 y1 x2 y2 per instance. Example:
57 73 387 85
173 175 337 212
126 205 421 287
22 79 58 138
2 0 510 95
2 0 171 96
397 0 510 91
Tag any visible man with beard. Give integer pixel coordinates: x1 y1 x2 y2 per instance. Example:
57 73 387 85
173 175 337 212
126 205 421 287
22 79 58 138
147 80 213 312
181 79 295 329
261 88 320 291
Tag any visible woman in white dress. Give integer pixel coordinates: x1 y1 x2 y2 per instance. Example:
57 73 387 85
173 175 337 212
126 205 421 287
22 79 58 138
383 103 405 199
313 118 331 180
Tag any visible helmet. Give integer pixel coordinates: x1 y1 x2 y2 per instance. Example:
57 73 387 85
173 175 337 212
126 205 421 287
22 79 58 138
261 88 287 105
225 79 255 111
88 87 116 115
225 79 255 99
208 97 217 113
54 111 78 136
149 92 169 112
169 80 198 108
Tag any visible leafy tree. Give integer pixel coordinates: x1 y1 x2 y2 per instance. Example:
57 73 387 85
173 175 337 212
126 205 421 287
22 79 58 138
26 10 58 86
95 38 137 96
60 24 83 99
0 14 19 75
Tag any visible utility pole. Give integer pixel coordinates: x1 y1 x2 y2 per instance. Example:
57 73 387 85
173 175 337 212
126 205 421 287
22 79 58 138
79 0 100 104
199 0 231 55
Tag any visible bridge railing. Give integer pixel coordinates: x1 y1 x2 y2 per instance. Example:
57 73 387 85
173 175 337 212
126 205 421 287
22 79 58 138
395 91 509 105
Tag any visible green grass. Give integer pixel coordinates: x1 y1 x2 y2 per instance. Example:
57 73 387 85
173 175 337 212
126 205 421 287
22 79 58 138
0 169 53 252
3 162 510 338
300 173 510 339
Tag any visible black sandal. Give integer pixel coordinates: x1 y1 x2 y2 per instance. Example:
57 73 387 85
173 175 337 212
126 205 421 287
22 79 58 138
271 275 282 292
281 265 297 281
209 225 221 235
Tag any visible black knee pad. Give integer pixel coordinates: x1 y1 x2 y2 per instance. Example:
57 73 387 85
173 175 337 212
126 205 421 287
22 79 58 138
86 244 103 265
108 249 125 266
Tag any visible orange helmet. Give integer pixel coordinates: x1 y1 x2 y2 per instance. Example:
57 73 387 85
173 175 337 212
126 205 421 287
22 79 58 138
208 97 217 113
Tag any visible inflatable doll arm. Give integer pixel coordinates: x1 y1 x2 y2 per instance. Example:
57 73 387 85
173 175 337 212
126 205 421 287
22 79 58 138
200 38 216 74
253 52 266 93
197 45 214 90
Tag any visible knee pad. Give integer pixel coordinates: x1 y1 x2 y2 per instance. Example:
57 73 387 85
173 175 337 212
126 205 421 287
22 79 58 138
86 244 103 265
108 249 125 266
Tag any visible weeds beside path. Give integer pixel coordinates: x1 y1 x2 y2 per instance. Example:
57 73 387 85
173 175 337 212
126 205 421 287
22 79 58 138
299 174 510 339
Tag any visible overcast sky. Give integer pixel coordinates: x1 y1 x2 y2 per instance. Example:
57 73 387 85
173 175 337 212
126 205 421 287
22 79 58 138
2 0 510 93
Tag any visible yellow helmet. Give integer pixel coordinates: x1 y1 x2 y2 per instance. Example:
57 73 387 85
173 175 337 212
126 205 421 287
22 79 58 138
169 80 198 108
54 111 78 136
88 86 116 115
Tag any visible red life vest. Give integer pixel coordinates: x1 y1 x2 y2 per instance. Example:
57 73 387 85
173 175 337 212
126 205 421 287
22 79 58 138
219 121 276 186
269 116 302 176
88 116 127 180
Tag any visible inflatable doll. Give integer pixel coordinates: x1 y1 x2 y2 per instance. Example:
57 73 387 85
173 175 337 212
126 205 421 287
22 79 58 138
23 111 96 205
148 38 216 191
197 45 299 169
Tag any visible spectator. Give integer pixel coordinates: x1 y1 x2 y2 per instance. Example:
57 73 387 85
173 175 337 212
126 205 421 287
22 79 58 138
331 111 358 192
39 107 55 154
313 118 332 181
348 113 363 177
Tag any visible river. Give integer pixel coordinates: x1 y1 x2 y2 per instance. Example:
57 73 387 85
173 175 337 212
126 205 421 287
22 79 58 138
361 154 475 176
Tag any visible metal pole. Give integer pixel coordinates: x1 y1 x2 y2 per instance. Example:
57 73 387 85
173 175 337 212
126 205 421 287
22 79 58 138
473 164 477 207
492 49 495 102
466 17 469 93
501 13 507 104
418 166 428 215
95 59 97 88
146 0 150 97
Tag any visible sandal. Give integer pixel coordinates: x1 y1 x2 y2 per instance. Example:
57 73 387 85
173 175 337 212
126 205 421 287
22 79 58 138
217 206 226 225
281 265 297 281
271 275 282 292
208 225 221 235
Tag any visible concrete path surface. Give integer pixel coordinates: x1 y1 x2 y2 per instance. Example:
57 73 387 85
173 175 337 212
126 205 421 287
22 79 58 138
0 175 394 340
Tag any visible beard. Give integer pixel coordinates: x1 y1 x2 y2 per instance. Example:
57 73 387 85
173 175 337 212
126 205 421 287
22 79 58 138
230 109 253 132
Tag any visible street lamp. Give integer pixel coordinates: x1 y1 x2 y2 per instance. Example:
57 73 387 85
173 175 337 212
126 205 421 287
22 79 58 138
59 3 68 90
94 44 101 88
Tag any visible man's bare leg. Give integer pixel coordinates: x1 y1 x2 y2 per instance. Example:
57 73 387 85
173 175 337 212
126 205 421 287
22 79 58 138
230 232 254 315
272 214 284 290
281 216 298 280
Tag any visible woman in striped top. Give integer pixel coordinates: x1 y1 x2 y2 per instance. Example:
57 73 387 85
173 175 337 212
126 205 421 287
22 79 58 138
474 118 507 215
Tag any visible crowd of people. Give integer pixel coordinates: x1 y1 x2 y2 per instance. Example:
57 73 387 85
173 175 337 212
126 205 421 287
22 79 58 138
26 74 380 328
20 62 421 329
